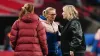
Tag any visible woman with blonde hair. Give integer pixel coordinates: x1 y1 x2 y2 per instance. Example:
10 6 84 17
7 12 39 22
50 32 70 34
59 5 86 56
9 3 48 56
40 7 61 56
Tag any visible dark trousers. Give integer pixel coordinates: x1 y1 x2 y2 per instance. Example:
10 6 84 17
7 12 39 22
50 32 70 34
63 54 70 56
62 53 84 56
74 53 85 56
47 52 57 56
62 53 70 56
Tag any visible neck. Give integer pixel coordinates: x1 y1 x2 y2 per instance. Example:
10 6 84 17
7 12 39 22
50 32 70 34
47 19 53 24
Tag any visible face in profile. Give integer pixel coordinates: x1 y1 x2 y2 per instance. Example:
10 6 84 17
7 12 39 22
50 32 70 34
46 10 56 21
62 7 68 19
62 5 78 20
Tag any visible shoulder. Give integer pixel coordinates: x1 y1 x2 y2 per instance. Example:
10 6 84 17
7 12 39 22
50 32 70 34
39 18 47 24
71 19 80 26
70 19 82 30
13 19 20 25
55 21 60 25
71 19 80 23
39 18 46 22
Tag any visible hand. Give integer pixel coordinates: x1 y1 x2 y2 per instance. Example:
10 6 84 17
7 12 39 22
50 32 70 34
70 51 74 56
58 41 61 45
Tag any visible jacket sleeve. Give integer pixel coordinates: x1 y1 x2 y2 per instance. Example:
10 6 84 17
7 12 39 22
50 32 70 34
37 21 48 55
70 21 83 51
9 20 19 49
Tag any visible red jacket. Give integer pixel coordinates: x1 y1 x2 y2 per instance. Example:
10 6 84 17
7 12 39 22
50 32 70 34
10 13 48 56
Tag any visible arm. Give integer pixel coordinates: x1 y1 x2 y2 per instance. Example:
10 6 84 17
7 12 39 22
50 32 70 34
70 20 83 51
37 21 48 55
9 20 19 49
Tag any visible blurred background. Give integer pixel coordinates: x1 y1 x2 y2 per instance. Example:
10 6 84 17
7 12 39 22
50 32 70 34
0 0 100 55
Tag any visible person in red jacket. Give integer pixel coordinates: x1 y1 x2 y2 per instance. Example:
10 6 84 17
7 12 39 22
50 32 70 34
9 3 48 56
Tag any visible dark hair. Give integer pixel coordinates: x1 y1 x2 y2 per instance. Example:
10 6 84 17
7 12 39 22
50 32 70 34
19 3 34 18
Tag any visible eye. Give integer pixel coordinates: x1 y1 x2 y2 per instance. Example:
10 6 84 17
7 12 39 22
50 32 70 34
49 14 57 15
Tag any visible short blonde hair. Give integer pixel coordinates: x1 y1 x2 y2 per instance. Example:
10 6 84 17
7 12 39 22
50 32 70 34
63 5 79 20
42 7 56 18
45 7 56 15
